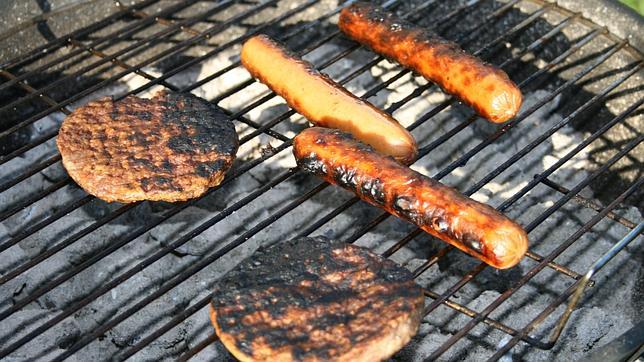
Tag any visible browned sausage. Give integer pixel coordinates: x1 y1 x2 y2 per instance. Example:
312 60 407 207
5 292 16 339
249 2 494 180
338 2 522 123
241 34 418 164
293 127 528 269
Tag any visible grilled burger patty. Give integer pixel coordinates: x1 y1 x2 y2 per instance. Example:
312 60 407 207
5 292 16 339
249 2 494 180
210 237 425 362
57 91 238 203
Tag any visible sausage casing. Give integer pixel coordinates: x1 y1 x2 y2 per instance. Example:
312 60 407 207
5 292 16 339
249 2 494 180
293 127 528 269
338 2 522 123
241 34 418 164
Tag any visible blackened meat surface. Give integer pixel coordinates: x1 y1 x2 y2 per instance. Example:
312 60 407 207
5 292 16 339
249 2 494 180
56 91 238 203
210 236 424 362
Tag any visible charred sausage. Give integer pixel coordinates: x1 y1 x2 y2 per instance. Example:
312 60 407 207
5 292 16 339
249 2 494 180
338 2 523 123
293 127 528 269
241 34 418 164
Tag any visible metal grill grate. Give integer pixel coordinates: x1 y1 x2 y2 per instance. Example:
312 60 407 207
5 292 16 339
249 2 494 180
0 0 642 361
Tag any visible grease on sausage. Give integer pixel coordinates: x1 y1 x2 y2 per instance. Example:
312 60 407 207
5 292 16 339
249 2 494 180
293 127 528 269
241 34 418 164
338 2 522 123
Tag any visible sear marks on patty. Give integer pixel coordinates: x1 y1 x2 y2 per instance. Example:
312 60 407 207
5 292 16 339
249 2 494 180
56 91 238 203
210 237 425 362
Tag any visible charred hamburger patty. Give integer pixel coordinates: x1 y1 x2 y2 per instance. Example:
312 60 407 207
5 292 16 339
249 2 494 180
210 237 425 362
57 91 238 203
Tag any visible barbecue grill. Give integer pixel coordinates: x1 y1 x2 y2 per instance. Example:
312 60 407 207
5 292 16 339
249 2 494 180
0 0 642 360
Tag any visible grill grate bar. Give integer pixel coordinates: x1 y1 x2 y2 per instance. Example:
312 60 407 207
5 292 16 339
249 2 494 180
421 260 486 315
451 0 526 50
499 97 644 213
421 288 547 347
0 154 62 194
523 252 583 279
383 229 424 258
178 332 220 362
435 174 644 360
540 177 639 230
0 71 72 115
131 9 203 37
0 0 160 70
464 62 642 195
0 203 136 286
0 0 203 94
488 198 644 361
52 180 332 361
0 131 56 166
124 293 214 360
433 37 622 181
68 38 179 91
295 198 362 240
525 136 642 234
0 0 234 121
0 194 93 255
427 128 644 359
0 177 71 222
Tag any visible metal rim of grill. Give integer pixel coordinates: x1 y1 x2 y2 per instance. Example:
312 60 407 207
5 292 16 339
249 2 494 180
0 0 642 360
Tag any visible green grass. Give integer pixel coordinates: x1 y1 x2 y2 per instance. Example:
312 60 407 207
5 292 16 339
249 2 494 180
620 0 644 15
